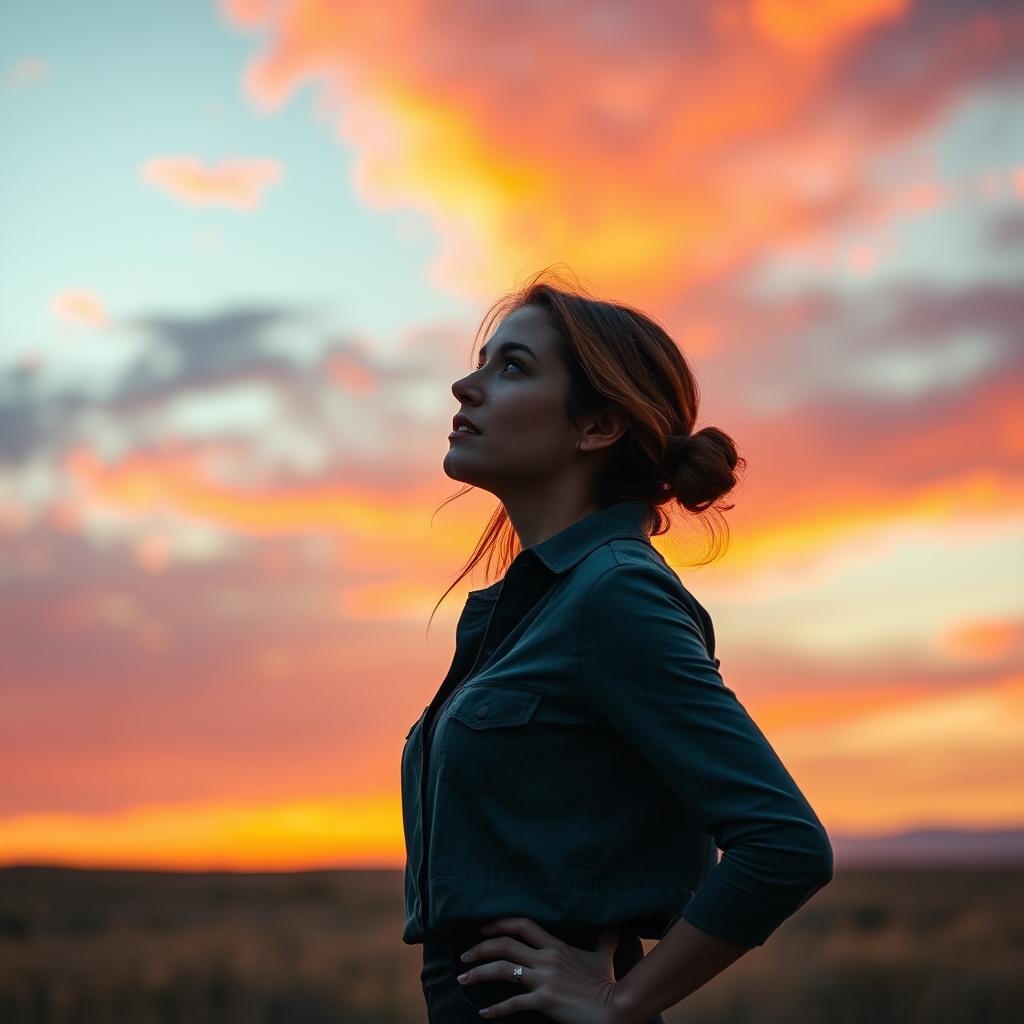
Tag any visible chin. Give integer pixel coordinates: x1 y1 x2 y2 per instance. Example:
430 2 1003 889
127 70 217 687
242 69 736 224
442 452 496 490
442 452 476 484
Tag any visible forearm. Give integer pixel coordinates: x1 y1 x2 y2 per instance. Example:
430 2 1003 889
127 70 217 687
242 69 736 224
610 915 750 1024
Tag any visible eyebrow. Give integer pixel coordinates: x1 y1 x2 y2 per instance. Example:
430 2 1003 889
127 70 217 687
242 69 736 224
477 340 538 363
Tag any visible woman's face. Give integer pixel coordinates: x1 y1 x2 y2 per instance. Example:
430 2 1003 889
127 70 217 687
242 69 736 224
444 304 580 495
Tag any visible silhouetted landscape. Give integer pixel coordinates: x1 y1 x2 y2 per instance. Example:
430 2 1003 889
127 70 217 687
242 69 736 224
1 860 1022 1023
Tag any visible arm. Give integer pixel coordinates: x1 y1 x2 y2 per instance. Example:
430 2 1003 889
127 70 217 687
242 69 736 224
580 561 834 1018
611 915 749 1024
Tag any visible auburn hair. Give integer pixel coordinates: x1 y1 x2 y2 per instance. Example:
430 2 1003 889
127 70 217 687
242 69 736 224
427 264 746 634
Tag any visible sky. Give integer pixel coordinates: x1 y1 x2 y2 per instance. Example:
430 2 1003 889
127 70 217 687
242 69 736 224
1 0 1022 871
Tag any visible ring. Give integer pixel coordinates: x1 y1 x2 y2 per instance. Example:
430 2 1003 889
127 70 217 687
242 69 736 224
511 964 524 981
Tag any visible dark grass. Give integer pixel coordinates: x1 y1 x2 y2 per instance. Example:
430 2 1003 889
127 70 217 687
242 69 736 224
0 864 1021 1023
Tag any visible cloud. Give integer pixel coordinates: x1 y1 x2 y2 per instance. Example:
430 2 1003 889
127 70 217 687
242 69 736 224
0 511 464 819
217 0 1024 299
982 206 1024 252
628 269 1024 583
4 262 1021 588
140 156 283 209
51 289 109 328
670 267 1024 411
746 0 909 54
937 617 1024 661
0 372 66 463
0 300 447 461
0 300 482 574
718 348 1023 553
778 670 1024 831
742 276 1024 406
1 55 50 91
112 305 312 405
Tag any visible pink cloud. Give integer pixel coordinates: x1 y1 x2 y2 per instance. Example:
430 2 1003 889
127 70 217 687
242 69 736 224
140 155 283 209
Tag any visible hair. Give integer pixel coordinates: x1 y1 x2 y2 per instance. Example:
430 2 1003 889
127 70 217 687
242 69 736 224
426 264 746 635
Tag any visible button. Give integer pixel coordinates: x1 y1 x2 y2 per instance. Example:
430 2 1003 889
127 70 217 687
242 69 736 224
475 705 489 719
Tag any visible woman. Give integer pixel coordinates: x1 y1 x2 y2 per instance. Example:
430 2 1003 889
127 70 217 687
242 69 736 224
401 268 834 1023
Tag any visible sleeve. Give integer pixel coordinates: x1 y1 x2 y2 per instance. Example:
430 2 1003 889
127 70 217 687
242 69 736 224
579 560 834 950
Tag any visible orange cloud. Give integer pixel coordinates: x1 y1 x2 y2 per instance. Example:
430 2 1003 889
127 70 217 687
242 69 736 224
937 619 1023 661
708 468 1024 581
218 0 1024 304
65 444 399 534
61 444 495 587
748 680 936 733
749 0 908 54
56 321 1022 590
51 288 108 327
781 672 1024 832
693 358 1024 578
140 155 283 209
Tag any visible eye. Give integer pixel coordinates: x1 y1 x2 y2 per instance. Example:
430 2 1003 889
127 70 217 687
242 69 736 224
474 355 525 374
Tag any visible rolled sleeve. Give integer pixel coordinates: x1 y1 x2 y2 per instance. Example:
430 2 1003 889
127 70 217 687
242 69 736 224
580 560 834 949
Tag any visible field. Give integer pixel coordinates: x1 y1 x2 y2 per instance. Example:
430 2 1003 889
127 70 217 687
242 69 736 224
1 864 1021 1023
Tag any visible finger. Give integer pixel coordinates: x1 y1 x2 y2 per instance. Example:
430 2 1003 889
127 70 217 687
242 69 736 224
458 959 533 988
480 916 562 951
462 935 542 967
477 992 538 1018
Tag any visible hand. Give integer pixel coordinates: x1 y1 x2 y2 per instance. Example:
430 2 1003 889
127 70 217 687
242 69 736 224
455 916 622 1023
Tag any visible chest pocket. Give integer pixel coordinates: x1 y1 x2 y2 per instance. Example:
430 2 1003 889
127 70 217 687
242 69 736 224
438 685 541 796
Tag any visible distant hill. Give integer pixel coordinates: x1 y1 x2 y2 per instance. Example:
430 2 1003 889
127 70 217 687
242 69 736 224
829 826 1024 866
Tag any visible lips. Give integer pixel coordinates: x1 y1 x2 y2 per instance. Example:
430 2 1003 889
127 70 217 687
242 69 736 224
452 414 482 434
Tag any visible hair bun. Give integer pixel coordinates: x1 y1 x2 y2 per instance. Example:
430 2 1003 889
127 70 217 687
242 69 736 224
665 426 742 513
666 432 694 461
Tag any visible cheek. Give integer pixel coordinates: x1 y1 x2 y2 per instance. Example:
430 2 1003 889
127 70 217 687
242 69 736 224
497 415 565 459
496 393 564 437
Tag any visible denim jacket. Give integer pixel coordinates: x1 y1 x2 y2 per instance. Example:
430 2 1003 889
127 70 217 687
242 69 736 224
400 499 833 949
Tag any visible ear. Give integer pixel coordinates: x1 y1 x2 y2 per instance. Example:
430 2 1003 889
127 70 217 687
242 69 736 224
579 407 629 453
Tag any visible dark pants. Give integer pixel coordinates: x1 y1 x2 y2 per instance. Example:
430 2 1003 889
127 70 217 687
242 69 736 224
421 920 668 1023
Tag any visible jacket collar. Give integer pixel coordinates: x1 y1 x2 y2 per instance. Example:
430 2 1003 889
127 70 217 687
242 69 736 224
531 498 652 574
466 499 652 601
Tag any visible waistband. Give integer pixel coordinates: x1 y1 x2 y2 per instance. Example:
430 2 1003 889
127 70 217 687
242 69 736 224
424 919 635 955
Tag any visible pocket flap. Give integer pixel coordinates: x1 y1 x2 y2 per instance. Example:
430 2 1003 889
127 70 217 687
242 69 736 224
450 686 541 729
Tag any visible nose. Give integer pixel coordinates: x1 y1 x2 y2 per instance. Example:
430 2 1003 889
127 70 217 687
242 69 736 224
451 373 480 405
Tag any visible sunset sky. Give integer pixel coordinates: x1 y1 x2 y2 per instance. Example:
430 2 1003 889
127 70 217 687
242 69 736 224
1 0 1022 871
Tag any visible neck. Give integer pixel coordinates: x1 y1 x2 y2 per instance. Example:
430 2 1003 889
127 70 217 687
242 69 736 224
500 488 599 551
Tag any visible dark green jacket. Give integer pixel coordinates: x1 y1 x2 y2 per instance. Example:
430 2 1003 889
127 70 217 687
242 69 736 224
400 499 833 949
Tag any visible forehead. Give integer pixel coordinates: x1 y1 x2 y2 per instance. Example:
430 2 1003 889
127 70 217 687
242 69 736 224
490 304 557 348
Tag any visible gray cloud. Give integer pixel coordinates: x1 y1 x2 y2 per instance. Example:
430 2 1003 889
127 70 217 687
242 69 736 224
982 207 1024 252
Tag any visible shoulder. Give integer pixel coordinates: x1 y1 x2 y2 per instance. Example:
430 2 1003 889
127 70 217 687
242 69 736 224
577 538 717 657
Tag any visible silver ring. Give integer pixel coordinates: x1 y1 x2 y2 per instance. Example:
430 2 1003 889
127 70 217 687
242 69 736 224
511 964 524 981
